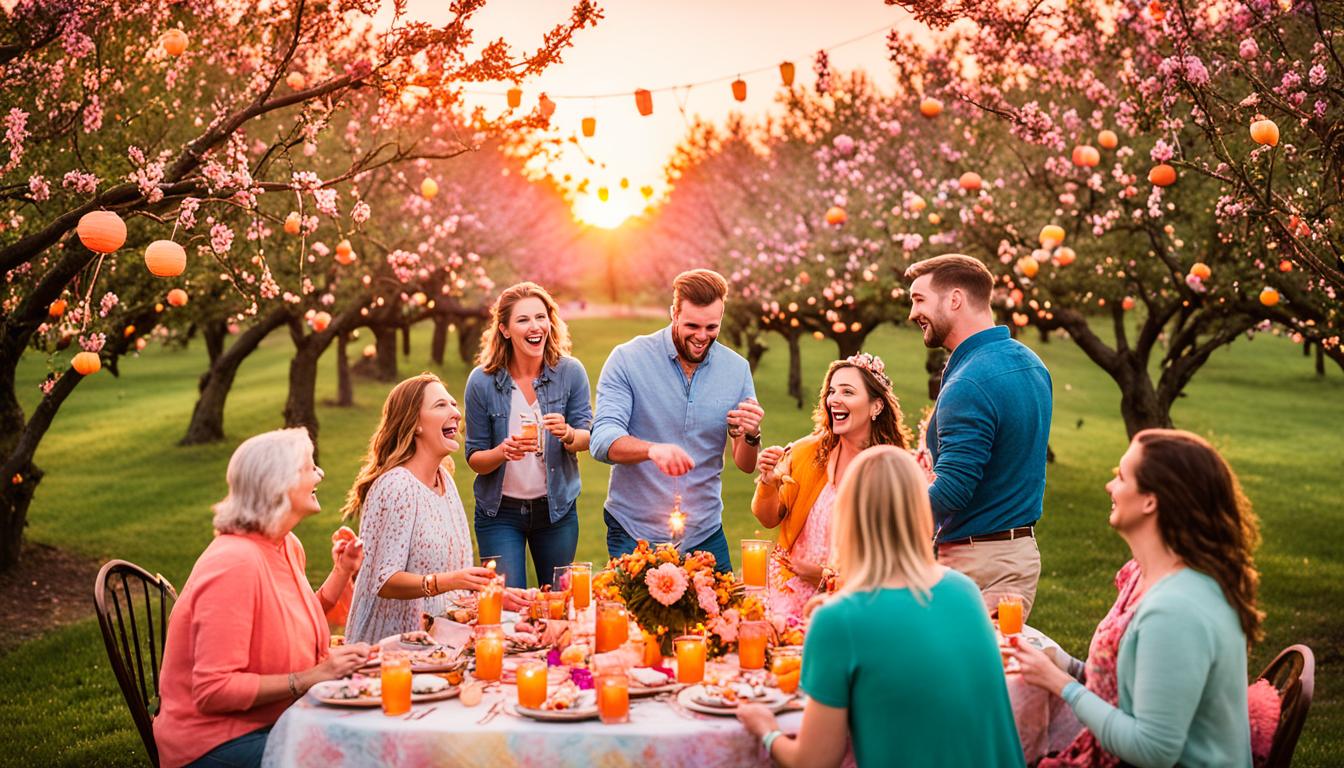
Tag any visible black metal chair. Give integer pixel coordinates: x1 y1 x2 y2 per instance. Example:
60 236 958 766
94 560 178 767
1256 643 1315 768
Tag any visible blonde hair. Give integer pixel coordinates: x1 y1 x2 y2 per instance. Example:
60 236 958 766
213 428 314 537
341 373 449 520
831 446 938 601
476 282 571 374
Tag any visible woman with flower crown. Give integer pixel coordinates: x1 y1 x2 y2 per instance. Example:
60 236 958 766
751 353 913 620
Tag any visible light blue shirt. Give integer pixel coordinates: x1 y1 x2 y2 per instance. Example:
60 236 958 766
590 326 755 547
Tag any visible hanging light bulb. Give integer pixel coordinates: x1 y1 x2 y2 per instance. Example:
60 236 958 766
668 491 685 542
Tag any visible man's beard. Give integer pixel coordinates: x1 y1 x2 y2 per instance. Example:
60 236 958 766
921 315 949 349
674 329 710 363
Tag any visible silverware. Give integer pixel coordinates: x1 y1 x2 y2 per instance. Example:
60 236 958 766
475 699 503 725
405 705 437 721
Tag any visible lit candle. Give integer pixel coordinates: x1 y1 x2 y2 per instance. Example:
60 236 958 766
473 626 504 682
741 540 769 588
596 673 630 724
595 601 629 653
515 659 547 709
668 491 685 541
738 620 768 671
674 635 706 684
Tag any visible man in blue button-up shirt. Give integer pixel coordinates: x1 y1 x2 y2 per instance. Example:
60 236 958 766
590 269 764 572
906 254 1052 619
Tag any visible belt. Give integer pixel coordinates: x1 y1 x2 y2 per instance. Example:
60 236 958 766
938 525 1034 548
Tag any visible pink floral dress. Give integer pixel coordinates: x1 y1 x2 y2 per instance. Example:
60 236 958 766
1041 559 1144 768
767 481 837 621
345 466 473 644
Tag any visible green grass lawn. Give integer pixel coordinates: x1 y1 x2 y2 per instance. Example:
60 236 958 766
3 316 1341 766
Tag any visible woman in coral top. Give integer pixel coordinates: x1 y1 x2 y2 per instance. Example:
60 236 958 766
750 353 912 620
154 429 374 768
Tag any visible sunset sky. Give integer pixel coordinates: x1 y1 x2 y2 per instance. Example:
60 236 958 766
409 1 919 227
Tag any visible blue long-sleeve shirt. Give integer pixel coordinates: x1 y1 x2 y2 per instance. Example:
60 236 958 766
590 326 755 548
927 326 1052 541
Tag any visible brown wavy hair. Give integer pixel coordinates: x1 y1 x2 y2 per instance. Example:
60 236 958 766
810 358 912 467
1132 429 1263 643
476 282 571 374
341 373 449 520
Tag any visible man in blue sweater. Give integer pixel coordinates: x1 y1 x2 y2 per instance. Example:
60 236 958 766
905 254 1053 618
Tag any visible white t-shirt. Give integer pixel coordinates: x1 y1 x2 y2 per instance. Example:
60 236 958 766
501 386 547 500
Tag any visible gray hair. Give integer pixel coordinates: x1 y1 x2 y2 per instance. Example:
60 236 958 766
212 428 315 537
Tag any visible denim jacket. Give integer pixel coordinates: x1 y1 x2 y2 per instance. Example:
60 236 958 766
464 356 592 522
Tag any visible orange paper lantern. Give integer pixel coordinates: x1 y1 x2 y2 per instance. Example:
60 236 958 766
538 93 556 119
167 288 189 307
958 171 982 191
1250 118 1279 147
284 212 302 235
597 187 609 202
72 351 101 375
1072 145 1101 168
825 206 848 226
1122 296 1136 311
920 97 943 118
161 28 188 57
1039 224 1066 248
420 178 438 199
779 61 795 87
48 299 67 318
1259 287 1280 306
335 239 356 265
1098 130 1119 149
581 117 596 137
311 311 332 332
634 89 652 116
731 78 747 102
1017 257 1039 278
144 239 187 277
1278 259 1292 273
77 211 127 253
1148 164 1177 187
1189 262 1211 280
1054 247 1076 266
286 72 306 90
507 88 522 109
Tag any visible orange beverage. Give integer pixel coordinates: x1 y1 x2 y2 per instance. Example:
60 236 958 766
380 654 412 716
674 635 706 684
771 647 802 694
596 673 630 724
640 630 663 667
741 540 770 588
571 563 592 610
519 420 539 449
474 626 504 682
516 660 547 709
738 621 768 670
478 582 503 626
998 594 1024 636
547 590 569 620
595 601 629 653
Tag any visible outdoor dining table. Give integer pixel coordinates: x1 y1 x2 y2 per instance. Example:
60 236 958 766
261 627 1081 767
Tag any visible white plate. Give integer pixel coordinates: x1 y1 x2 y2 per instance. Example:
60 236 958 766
629 682 680 698
677 684 790 716
308 679 460 708
513 691 599 721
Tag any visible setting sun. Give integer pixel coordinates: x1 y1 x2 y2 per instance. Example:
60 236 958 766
572 191 647 229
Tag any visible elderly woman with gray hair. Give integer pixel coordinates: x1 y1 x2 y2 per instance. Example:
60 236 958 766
154 428 374 768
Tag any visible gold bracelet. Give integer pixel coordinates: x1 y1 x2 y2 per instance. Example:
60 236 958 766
431 573 440 595
422 574 433 597
287 672 301 698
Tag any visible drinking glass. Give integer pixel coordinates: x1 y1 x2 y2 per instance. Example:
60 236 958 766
997 593 1024 636
380 652 412 716
596 672 630 724
674 635 706 684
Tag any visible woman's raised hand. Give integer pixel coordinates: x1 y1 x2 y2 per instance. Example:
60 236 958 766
541 412 570 439
757 445 785 480
330 527 364 574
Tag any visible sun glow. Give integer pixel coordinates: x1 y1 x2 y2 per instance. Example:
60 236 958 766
572 191 645 229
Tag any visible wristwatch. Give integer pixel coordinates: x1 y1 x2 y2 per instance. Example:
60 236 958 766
744 431 761 447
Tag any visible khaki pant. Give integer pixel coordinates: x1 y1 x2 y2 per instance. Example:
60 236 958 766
937 535 1041 621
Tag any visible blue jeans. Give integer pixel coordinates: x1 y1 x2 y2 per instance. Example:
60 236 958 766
475 496 579 588
603 509 733 573
185 726 271 768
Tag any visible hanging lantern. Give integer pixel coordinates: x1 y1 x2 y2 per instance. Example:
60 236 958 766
420 177 438 199
48 299 67 318
507 87 523 109
283 211 302 235
1017 257 1040 278
1259 287 1280 306
72 351 101 376
167 288 189 307
582 117 596 137
77 211 127 253
311 311 332 332
161 28 188 57
620 177 629 189
1071 145 1100 167
634 89 653 116
1189 262 1211 280
1039 224 1066 248
335 239 356 265
920 97 943 118
825 206 847 226
144 239 186 277
1148 164 1176 187
1054 247 1076 266
640 185 654 199
1097 129 1119 149
286 71 306 90
731 78 747 102
958 171 982 191
1250 118 1279 147
538 93 556 119
1122 296 1136 311
779 61 795 87
597 187 609 202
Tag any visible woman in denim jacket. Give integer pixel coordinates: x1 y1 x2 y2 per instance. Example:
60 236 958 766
464 282 592 588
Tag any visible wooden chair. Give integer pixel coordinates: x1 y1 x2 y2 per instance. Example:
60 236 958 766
94 560 178 767
1257 643 1315 768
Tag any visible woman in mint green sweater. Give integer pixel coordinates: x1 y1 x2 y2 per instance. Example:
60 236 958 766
1011 429 1262 768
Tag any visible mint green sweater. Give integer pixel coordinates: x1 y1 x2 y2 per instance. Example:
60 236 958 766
1062 568 1252 767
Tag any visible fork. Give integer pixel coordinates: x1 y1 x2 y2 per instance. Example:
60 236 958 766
475 699 503 725
405 705 437 721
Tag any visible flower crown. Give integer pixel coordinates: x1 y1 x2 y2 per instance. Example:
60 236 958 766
843 352 892 390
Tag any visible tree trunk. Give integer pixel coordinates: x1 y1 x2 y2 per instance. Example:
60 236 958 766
334 332 353 407
925 348 948 400
1315 342 1325 377
745 334 767 372
1037 325 1051 344
202 318 229 365
401 323 411 357
1117 364 1174 438
787 332 804 408
181 307 290 445
283 326 324 450
372 324 398 382
833 331 869 360
430 314 450 366
458 315 485 365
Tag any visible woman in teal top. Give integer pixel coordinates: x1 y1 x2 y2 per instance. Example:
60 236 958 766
738 446 1024 767
1011 429 1261 768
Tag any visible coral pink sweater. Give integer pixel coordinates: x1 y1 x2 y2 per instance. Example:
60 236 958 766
154 532 328 767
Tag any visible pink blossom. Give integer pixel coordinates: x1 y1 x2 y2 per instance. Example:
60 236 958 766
1308 64 1327 87
1150 139 1174 163
79 333 106 353
28 175 50 202
177 197 200 229
61 170 98 195
1238 38 1259 60
832 134 855 156
210 222 234 254
351 200 371 224
314 188 338 217
692 571 720 616
82 95 103 133
1185 274 1207 293
3 108 28 173
644 562 688 606
292 170 322 190
98 292 119 317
